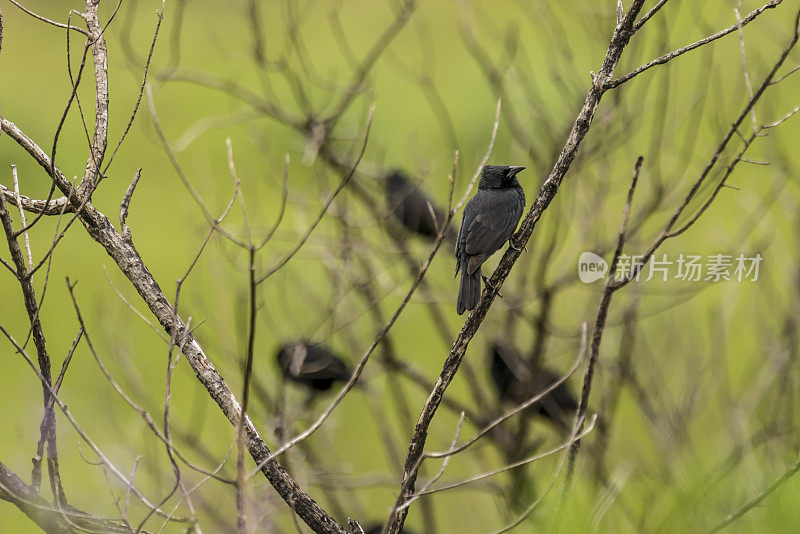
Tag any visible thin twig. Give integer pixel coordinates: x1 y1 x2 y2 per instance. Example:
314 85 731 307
119 169 142 239
10 165 33 269
632 0 670 33
708 456 800 533
256 106 375 283
0 321 182 522
103 1 164 173
386 3 649 530
248 154 458 481
455 99 501 211
236 246 258 534
66 280 234 485
564 157 642 490
7 0 88 35
734 0 758 133
408 418 597 500
606 0 784 89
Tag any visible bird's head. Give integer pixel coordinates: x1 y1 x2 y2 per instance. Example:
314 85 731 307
479 165 526 190
385 169 411 193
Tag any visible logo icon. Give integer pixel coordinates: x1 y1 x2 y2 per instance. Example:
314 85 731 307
578 252 608 283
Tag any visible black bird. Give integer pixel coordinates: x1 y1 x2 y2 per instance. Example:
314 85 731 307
385 170 453 241
275 341 351 392
455 165 526 314
489 341 578 430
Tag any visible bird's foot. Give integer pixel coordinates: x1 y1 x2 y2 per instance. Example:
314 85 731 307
509 236 527 253
482 274 503 299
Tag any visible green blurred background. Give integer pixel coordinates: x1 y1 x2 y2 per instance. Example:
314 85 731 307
1 0 800 532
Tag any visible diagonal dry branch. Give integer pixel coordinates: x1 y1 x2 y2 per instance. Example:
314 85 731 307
3 114 351 534
606 0 783 89
563 157 642 491
708 455 800 533
0 187 73 214
75 0 108 198
386 0 792 527
613 8 800 290
247 155 458 481
385 1 648 531
0 2 353 531
559 4 800 507
0 459 136 533
0 194 64 503
0 313 180 522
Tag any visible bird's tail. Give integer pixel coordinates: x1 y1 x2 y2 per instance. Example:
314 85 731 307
457 263 481 315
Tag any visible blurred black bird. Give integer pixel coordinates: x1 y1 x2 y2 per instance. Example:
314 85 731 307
275 341 352 392
455 165 526 314
385 170 454 242
489 341 578 430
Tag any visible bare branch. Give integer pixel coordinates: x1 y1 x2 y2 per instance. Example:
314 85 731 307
387 3 649 530
632 0 670 33
75 0 109 198
103 1 164 173
324 0 416 124
0 186 73 215
708 456 800 533
394 412 465 512
0 118 74 194
66 280 233 485
612 9 800 289
10 165 33 269
408 418 598 500
734 0 758 133
606 0 784 89
256 106 375 283
119 169 141 239
0 459 135 533
236 246 258 534
0 193 63 502
248 155 458 481
0 321 180 521
564 157 642 489
7 0 89 36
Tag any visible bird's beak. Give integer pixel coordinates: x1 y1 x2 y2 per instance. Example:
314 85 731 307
509 166 526 176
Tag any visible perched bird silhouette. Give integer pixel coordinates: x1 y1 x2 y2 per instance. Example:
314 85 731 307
489 341 578 430
455 165 526 314
385 170 455 242
275 341 352 392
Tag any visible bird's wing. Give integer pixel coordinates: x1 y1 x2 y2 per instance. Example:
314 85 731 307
464 190 522 274
456 192 481 261
405 188 444 235
301 348 351 380
534 366 578 410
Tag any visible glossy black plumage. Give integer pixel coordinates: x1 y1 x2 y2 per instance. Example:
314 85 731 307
489 341 578 429
385 170 451 240
275 341 351 391
455 165 526 314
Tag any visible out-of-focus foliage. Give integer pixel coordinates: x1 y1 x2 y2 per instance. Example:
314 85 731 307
0 0 799 532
